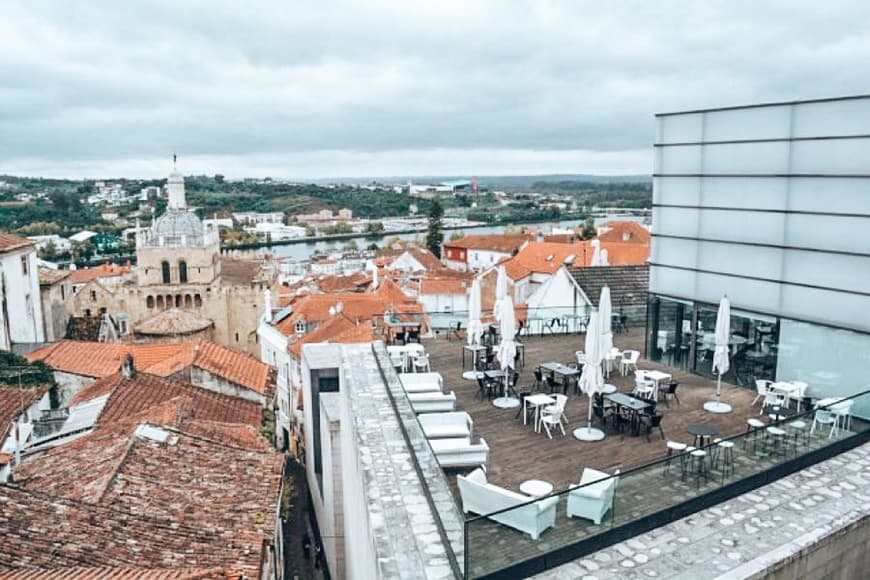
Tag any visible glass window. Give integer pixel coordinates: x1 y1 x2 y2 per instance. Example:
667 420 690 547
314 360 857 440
161 260 171 284
179 260 188 283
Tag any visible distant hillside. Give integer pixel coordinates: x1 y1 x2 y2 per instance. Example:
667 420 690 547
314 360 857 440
305 174 651 187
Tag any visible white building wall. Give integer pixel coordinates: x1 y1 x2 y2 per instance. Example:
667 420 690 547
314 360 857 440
525 268 589 334
0 247 44 345
467 249 511 272
419 292 468 315
258 321 292 448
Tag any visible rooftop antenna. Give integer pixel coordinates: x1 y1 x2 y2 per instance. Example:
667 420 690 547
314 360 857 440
172 152 177 172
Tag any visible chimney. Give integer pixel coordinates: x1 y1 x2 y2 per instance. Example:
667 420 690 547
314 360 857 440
263 288 273 324
122 354 136 378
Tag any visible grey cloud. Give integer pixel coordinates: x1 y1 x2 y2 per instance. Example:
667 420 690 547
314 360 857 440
2 0 870 177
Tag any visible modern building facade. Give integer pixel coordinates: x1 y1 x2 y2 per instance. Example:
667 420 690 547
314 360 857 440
648 94 870 419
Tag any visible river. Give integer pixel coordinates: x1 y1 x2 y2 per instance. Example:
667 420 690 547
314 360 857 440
235 214 647 261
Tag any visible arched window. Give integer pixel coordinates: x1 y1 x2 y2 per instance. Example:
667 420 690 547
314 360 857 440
179 260 188 283
184 294 192 308
146 296 155 309
194 294 202 308
161 260 171 284
175 294 181 308
156 295 164 309
166 294 173 309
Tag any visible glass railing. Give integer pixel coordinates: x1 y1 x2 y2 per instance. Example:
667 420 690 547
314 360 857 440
371 342 466 577
462 389 870 579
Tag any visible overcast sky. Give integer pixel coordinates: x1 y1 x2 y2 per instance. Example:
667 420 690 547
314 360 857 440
2 1 870 179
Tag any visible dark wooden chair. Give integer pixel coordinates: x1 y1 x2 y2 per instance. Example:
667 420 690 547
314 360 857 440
662 381 680 407
642 413 666 442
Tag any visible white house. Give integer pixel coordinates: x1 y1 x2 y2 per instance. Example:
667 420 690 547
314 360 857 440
0 385 51 482
0 233 45 349
523 266 590 335
418 276 469 316
441 235 530 272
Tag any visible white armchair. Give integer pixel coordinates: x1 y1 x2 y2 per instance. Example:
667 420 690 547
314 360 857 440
457 468 558 540
429 437 489 468
407 391 457 413
418 411 473 439
566 468 620 524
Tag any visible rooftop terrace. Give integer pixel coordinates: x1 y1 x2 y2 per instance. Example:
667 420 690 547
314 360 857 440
419 330 870 578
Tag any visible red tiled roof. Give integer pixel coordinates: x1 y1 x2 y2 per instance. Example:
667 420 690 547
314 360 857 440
3 420 283 576
0 385 48 445
29 341 271 396
443 234 531 253
571 241 650 267
419 276 469 295
68 263 131 285
314 271 372 293
98 373 263 426
37 267 71 285
0 566 234 579
597 220 651 244
505 241 587 278
0 231 34 253
288 313 375 357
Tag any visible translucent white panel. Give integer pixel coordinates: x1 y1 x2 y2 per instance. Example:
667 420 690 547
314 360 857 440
703 105 792 141
659 145 702 174
697 209 786 246
788 178 870 214
779 286 870 334
654 177 701 206
658 113 703 144
695 241 783 280
791 139 870 174
653 237 698 269
654 206 700 238
781 251 870 294
694 271 781 313
649 264 696 298
793 97 870 138
701 142 790 174
699 177 788 210
785 214 870 254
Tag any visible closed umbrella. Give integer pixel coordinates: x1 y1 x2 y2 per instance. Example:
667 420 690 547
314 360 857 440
704 295 733 413
494 265 507 321
467 277 484 347
574 309 605 441
599 286 614 378
493 295 519 409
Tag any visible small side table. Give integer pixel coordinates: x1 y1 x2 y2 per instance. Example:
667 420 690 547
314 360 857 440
519 479 553 497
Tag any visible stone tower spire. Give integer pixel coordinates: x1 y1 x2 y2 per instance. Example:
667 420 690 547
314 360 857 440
167 157 186 210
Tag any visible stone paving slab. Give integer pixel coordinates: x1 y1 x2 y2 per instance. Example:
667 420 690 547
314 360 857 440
532 442 870 580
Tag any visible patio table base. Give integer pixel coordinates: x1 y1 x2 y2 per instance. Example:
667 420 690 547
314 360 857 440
704 401 732 414
573 427 605 441
493 396 520 409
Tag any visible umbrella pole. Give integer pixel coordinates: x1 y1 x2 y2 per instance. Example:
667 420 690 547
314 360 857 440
574 387 605 441
716 373 722 404
704 371 732 413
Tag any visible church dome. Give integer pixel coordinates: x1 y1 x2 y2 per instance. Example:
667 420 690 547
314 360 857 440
152 209 205 246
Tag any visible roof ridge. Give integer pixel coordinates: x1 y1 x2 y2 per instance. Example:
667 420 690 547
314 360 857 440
93 431 140 505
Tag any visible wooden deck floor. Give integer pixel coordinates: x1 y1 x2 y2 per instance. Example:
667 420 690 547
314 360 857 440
424 329 758 491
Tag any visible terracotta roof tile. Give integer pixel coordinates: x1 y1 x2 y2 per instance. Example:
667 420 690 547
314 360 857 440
3 419 283 576
287 313 375 357
29 341 271 397
0 385 48 444
419 276 469 295
442 234 531 253
314 271 372 293
506 241 588 277
133 308 214 335
0 566 233 579
67 263 131 285
571 241 650 267
597 220 651 244
37 267 71 285
0 231 35 253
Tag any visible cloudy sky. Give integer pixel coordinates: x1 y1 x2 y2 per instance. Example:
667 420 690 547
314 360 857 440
2 1 870 179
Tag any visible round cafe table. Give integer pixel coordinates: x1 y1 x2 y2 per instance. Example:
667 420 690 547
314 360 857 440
520 479 554 497
687 423 719 448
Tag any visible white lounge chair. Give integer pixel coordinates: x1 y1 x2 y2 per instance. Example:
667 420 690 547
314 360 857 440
407 391 457 413
566 467 620 525
399 372 443 393
429 437 489 468
418 411 473 439
457 467 558 540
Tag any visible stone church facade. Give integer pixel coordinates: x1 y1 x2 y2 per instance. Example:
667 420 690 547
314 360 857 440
66 171 275 355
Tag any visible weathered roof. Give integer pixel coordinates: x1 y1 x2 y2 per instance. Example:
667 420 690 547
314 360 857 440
3 419 283 576
37 267 71 286
0 566 234 579
597 220 651 244
134 308 214 335
30 340 271 396
569 264 650 307
0 385 48 448
219 258 263 285
507 241 588 277
443 234 531 253
0 231 34 253
419 276 469 296
314 271 372 293
571 240 650 267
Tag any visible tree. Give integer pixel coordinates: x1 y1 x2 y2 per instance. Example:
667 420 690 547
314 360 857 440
70 240 94 265
581 216 596 239
425 199 444 258
38 240 58 261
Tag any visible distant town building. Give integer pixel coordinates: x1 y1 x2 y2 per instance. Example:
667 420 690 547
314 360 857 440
233 211 285 225
441 234 532 272
37 267 71 343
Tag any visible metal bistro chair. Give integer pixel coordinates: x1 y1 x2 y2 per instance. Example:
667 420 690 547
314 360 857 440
662 381 680 407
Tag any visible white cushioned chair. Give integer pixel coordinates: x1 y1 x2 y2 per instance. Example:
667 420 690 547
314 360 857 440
457 468 558 540
399 372 444 393
407 391 456 413
429 437 489 468
566 467 620 524
418 411 473 439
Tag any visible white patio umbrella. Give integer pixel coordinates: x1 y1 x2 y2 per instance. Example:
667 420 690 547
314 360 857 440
467 277 484 347
574 309 606 441
599 286 614 379
493 295 520 409
494 265 507 321
705 295 733 413
590 239 602 266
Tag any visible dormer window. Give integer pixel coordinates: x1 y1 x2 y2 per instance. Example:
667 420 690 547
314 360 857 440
295 320 306 334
